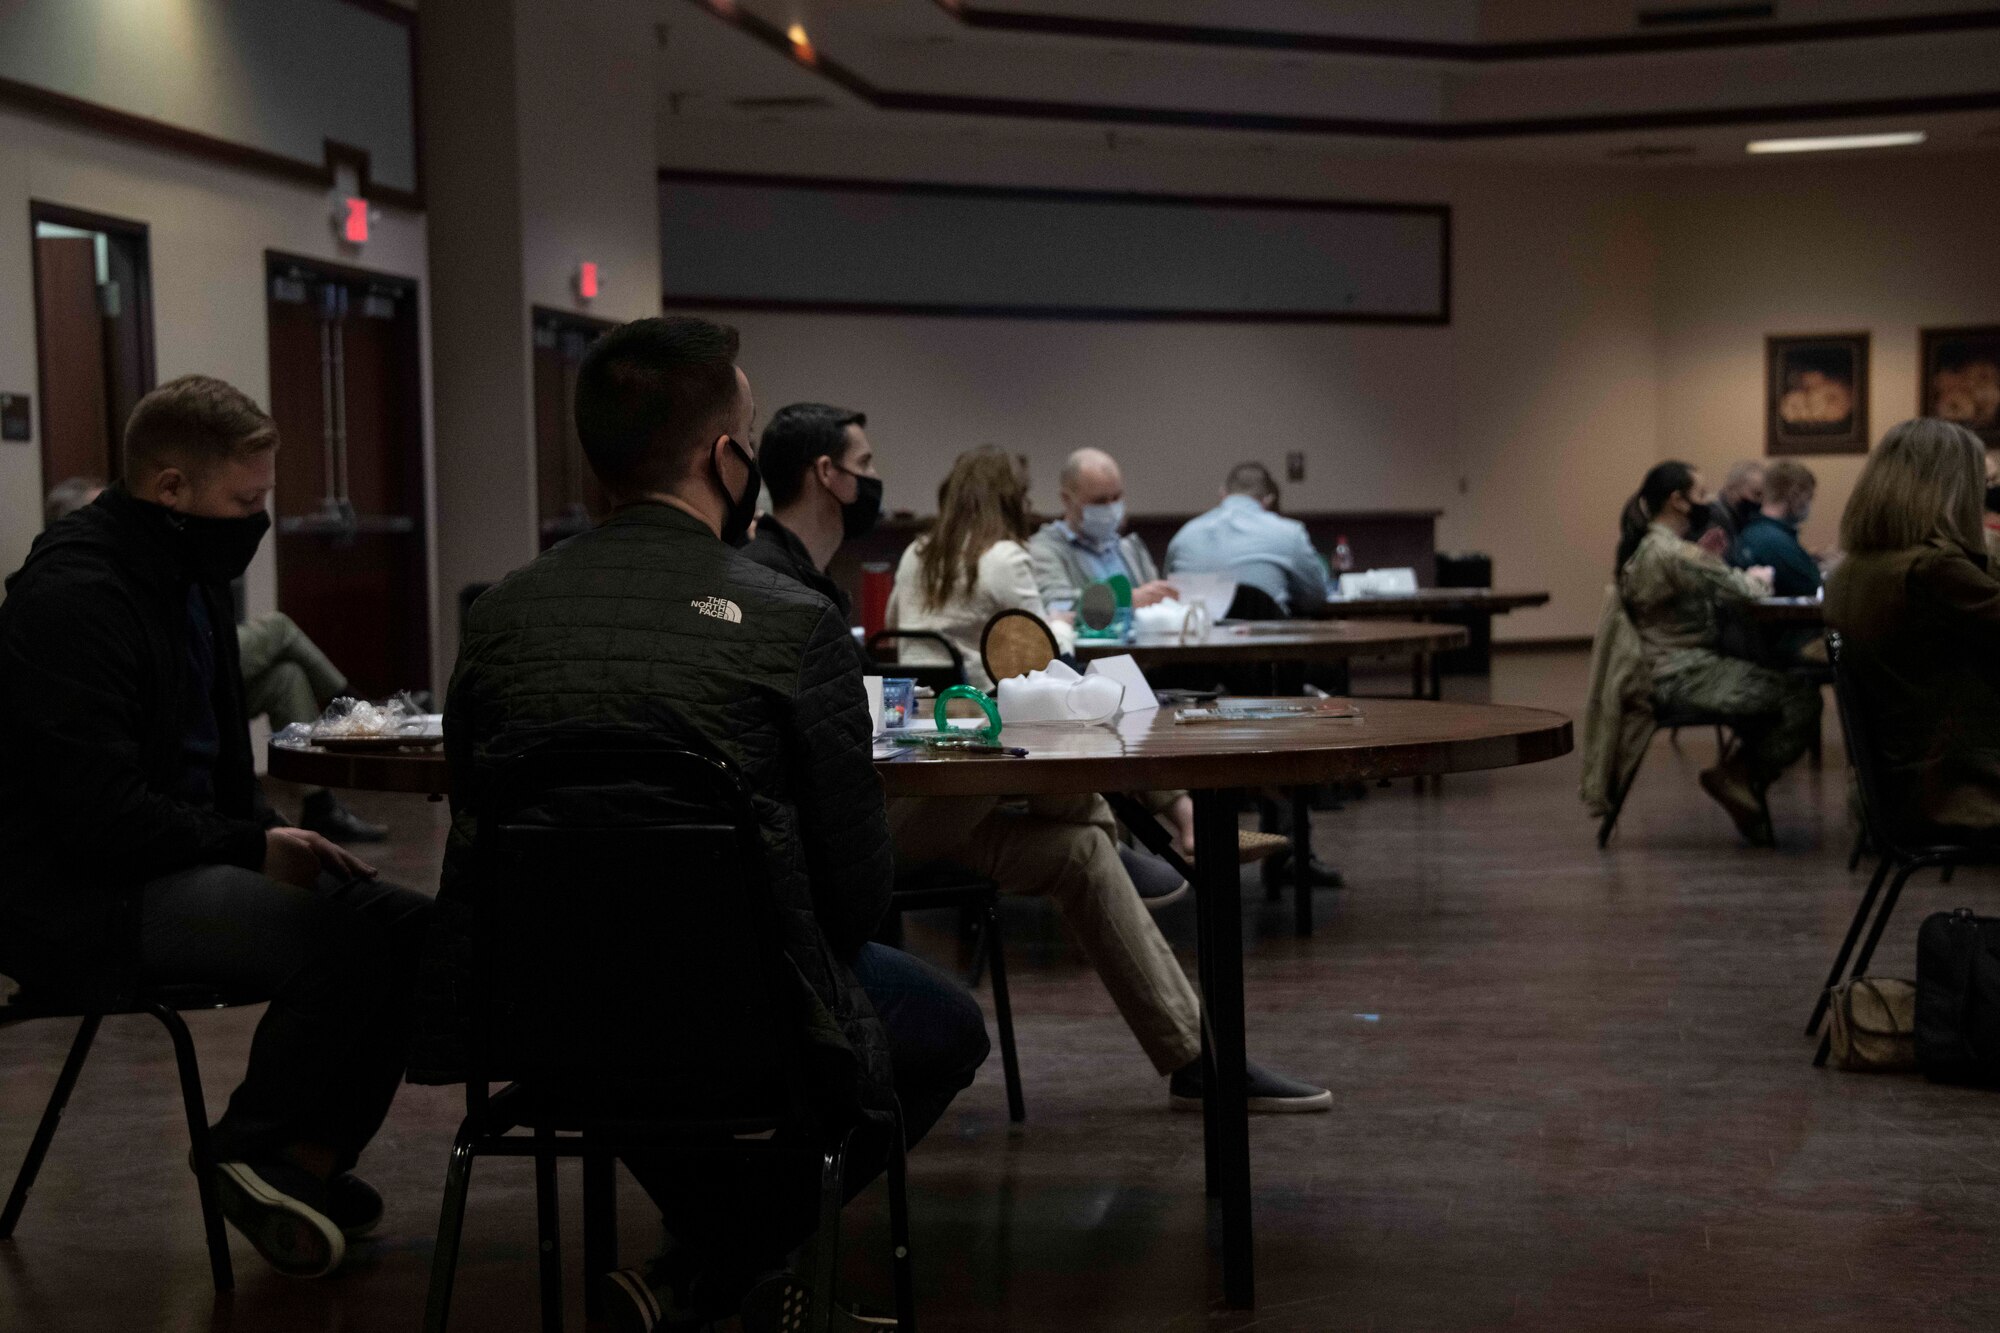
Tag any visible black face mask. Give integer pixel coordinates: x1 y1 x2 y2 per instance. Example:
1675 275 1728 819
836 469 884 540
1682 496 1713 543
714 436 761 546
1985 484 2000 515
1731 496 1760 529
177 510 271 584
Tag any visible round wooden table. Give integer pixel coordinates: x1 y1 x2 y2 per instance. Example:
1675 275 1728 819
270 698 1571 1310
1320 588 1550 618
1071 618 1465 670
1073 618 1467 702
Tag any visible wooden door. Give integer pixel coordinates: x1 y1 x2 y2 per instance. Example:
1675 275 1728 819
267 257 430 700
532 308 612 548
32 235 109 490
31 207 155 502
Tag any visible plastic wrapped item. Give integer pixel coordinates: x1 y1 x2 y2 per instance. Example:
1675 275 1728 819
304 694 443 749
1131 599 1210 642
995 660 1123 724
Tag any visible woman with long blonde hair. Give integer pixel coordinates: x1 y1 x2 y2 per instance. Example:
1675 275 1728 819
888 446 1074 689
1827 417 2000 834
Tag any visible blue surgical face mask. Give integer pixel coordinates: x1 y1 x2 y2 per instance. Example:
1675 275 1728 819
1078 500 1124 544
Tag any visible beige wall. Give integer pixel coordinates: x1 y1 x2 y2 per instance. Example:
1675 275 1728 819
425 0 661 659
0 106 432 627
1656 154 2000 564
665 121 2000 641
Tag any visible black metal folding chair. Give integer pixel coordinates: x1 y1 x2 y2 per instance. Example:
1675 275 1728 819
422 738 914 1332
1806 633 1997 1065
1 979 257 1292
865 630 969 694
1596 699 1774 848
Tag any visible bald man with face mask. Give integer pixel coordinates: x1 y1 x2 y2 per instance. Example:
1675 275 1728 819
1027 447 1178 615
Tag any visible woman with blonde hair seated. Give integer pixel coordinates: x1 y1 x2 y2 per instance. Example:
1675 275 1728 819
1827 418 2000 838
885 446 1330 1110
887 445 1071 691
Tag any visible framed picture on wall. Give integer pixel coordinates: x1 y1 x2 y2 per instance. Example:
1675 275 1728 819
1767 333 1869 455
1920 326 2000 447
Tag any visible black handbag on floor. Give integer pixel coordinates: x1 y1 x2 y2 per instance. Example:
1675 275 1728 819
1915 909 2000 1085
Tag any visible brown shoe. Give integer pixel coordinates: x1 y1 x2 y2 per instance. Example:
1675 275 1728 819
1699 765 1773 846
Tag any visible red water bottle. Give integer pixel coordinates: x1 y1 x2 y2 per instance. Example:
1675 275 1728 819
860 562 893 639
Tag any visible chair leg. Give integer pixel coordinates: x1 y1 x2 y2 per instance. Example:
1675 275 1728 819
1806 858 1891 1036
1848 829 1867 872
1598 751 1646 850
1 1014 103 1241
963 903 989 990
885 1104 916 1333
810 1137 850 1333
583 1148 616 1321
982 902 1025 1124
1291 787 1313 939
423 1125 480 1333
148 1004 234 1293
1817 862 1921 1066
534 1123 563 1333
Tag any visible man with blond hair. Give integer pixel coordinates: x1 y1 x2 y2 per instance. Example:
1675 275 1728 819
0 376 432 1279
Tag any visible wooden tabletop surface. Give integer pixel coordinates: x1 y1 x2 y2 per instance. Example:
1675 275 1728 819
1317 588 1550 617
1071 618 1466 667
271 698 1573 800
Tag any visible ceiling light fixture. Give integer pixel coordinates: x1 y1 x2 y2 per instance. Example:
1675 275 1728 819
1746 131 1926 154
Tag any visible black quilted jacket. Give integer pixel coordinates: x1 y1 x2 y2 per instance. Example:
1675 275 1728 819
409 503 895 1111
0 487 265 987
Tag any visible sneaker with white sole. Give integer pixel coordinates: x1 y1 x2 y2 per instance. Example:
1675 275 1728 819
1168 1059 1333 1113
210 1157 346 1277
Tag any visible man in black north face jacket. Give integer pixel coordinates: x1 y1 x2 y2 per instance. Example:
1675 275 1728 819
424 317 987 1327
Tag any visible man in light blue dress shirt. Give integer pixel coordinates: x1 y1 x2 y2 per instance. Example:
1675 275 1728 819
1165 462 1328 617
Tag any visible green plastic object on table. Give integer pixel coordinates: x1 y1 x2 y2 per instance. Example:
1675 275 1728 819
1076 574 1133 639
885 684 1005 749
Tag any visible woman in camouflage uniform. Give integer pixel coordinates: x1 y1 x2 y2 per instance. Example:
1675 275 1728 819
1617 461 1822 845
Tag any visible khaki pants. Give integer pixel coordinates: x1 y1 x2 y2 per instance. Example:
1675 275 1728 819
237 612 347 730
888 793 1202 1075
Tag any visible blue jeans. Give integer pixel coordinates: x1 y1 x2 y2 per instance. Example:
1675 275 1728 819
625 942 989 1300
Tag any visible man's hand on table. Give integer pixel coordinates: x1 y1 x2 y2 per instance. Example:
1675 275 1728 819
1132 580 1179 608
265 826 377 888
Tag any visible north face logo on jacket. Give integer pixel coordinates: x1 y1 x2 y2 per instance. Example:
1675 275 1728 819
691 596 743 624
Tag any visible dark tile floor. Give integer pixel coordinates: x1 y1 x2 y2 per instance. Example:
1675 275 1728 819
4 651 1997 1332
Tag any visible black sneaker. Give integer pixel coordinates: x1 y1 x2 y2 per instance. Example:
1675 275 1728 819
1118 844 1189 910
1168 1059 1332 1113
210 1157 346 1277
602 1269 666 1333
739 1270 814 1333
299 789 388 844
326 1172 383 1239
1259 850 1345 890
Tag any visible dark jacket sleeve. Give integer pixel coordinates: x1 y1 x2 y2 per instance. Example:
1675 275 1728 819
1 575 266 883
789 602 893 953
1911 543 2000 657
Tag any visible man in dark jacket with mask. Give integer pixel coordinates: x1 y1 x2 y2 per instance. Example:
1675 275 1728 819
0 376 434 1279
430 318 987 1329
739 401 880 621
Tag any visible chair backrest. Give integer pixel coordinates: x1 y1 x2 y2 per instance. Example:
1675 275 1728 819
865 629 969 693
470 736 797 1123
1827 631 1908 859
1224 584 1287 622
980 608 1059 684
